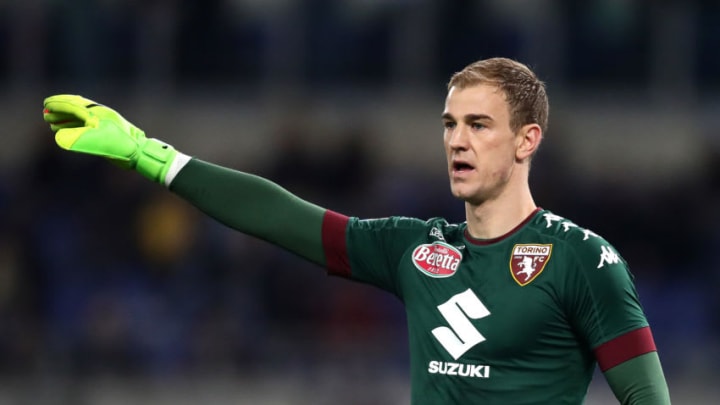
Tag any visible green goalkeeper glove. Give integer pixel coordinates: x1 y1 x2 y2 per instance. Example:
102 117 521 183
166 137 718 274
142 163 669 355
42 94 178 184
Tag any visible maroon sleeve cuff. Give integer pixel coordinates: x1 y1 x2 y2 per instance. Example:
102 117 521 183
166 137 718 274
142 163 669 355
594 326 657 372
321 210 351 277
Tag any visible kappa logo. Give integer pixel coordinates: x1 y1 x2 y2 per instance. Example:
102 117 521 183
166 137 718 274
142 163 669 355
429 227 446 241
509 244 553 286
412 242 462 278
597 245 620 268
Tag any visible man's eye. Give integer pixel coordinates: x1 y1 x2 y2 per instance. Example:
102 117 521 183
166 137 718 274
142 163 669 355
471 122 485 130
443 121 456 130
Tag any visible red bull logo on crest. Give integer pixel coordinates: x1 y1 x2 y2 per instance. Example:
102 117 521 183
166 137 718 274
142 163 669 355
509 244 553 286
412 242 462 278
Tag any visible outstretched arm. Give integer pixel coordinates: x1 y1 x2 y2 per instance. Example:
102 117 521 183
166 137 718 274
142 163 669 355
43 94 336 266
168 158 328 264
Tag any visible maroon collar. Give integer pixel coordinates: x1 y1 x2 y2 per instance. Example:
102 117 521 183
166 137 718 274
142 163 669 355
464 207 541 246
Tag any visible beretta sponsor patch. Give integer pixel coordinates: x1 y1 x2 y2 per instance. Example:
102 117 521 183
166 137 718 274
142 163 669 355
509 244 552 286
412 242 462 278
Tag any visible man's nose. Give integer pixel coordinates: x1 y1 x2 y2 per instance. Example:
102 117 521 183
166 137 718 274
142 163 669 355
448 126 470 150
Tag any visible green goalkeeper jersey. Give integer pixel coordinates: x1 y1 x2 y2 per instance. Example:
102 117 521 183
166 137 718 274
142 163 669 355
323 208 653 404
166 159 665 404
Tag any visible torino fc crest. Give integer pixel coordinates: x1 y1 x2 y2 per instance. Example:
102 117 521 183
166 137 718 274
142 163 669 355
509 244 553 286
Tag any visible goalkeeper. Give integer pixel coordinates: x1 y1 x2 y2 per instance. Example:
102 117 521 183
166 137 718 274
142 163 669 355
43 57 671 404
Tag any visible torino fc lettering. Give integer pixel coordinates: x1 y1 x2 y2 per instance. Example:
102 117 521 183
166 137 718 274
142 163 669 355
509 243 553 286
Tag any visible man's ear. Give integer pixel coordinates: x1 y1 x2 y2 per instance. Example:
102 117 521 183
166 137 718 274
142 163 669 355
516 124 543 160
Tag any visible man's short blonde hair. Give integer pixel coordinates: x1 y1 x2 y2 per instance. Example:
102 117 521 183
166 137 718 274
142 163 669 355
448 57 549 134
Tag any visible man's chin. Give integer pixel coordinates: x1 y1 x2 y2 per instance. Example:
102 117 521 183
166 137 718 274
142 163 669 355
450 186 472 201
450 186 487 205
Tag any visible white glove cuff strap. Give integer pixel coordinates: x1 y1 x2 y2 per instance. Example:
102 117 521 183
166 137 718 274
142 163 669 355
164 152 192 187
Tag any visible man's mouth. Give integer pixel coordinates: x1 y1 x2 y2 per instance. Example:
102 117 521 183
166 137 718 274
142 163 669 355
452 161 475 172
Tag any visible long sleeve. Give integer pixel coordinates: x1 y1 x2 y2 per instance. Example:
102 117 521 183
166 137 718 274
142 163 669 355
168 158 329 265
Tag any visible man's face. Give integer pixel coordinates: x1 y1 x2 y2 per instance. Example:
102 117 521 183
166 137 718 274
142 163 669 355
442 83 520 204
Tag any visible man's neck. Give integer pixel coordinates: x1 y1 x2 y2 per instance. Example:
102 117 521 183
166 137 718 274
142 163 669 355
464 187 537 240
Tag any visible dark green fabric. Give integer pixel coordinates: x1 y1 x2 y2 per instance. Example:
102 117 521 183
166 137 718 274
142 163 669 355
345 210 653 404
604 352 671 404
169 158 327 265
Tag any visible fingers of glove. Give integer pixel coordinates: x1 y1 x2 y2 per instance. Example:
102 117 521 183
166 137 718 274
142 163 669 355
43 94 100 110
43 95 97 127
44 111 84 131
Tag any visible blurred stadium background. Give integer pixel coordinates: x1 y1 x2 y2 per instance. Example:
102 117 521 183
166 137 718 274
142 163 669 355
1 0 719 403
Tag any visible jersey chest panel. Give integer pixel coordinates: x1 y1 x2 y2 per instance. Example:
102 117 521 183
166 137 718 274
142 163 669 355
343 213 624 403
401 242 580 365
